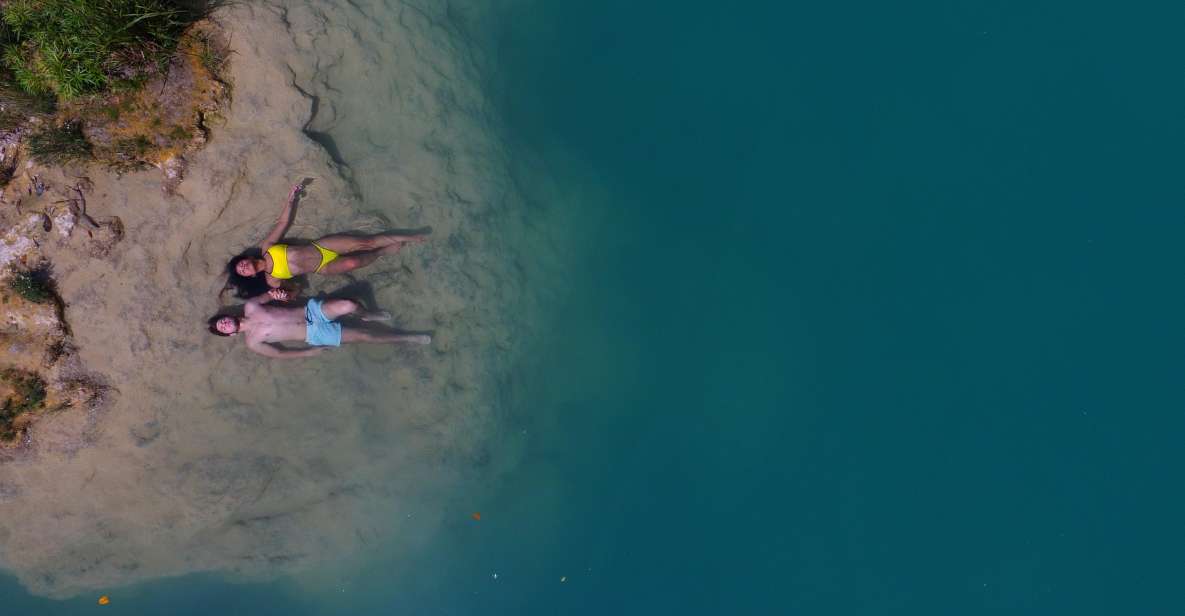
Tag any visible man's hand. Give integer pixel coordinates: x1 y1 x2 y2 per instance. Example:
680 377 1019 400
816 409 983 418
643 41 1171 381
267 287 293 302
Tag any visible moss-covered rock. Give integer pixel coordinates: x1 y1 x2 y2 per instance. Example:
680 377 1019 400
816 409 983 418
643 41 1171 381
0 368 44 441
66 23 230 183
8 267 52 304
0 265 101 446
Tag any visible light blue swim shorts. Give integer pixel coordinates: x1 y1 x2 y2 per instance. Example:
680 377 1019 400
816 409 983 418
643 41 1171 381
304 298 342 347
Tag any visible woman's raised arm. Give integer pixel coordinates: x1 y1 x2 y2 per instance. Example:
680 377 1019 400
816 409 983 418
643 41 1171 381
259 182 305 249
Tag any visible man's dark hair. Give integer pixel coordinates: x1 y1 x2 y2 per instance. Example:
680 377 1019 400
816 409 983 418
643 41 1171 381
208 315 236 336
223 248 270 300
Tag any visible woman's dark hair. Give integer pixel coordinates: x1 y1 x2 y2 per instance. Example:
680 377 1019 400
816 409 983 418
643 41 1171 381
223 248 270 299
208 315 236 336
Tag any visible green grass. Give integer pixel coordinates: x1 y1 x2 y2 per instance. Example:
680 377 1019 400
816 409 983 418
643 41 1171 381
8 268 54 304
193 29 228 75
0 0 208 100
0 368 46 440
25 121 92 164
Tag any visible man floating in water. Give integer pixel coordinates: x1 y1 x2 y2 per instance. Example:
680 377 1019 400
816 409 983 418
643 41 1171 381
208 288 430 358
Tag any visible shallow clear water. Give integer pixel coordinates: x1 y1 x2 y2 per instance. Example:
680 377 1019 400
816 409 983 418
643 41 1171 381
5 0 1185 613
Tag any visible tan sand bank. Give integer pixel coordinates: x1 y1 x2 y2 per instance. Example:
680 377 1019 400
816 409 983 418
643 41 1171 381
0 0 536 597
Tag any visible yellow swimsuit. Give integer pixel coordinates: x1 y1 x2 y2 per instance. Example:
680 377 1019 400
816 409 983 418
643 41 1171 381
266 243 339 279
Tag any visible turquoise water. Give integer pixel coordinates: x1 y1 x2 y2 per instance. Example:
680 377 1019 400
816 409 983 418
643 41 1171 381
5 0 1184 613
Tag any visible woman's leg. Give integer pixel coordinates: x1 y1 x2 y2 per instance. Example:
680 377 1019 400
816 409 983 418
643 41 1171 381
313 232 426 255
317 251 383 275
317 241 411 275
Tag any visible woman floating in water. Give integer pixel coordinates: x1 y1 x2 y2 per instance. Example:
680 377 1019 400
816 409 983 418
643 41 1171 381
225 181 427 298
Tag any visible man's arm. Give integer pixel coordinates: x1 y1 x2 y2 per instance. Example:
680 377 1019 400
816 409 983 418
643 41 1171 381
258 183 304 249
246 339 326 359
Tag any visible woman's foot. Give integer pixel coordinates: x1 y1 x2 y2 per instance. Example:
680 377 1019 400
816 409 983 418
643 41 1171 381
377 239 424 255
380 233 428 247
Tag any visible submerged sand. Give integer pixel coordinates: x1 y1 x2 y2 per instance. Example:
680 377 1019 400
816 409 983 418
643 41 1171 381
0 0 537 597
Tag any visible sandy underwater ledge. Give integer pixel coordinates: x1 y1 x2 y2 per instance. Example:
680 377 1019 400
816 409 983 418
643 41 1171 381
0 0 538 598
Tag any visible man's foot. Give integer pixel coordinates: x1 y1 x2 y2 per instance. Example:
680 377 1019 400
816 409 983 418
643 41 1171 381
360 310 393 322
409 334 431 345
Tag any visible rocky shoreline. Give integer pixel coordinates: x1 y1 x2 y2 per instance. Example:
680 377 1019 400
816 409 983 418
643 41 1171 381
0 20 229 451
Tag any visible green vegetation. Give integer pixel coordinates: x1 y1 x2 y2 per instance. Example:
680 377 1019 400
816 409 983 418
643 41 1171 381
0 0 203 100
193 29 229 75
0 368 46 441
0 2 229 175
8 268 54 304
25 121 92 164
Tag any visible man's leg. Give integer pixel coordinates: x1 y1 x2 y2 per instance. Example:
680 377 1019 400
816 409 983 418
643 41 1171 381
340 327 431 345
318 298 361 320
317 298 391 322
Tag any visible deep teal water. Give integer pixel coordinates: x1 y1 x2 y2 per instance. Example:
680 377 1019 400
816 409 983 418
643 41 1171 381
5 0 1184 613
